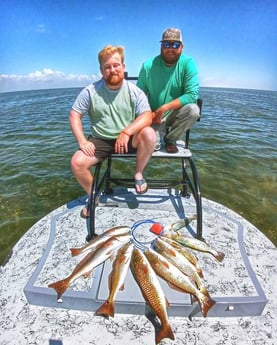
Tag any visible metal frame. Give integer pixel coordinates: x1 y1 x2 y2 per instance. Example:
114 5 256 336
87 150 202 241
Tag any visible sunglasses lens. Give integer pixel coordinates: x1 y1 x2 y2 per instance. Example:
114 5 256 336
173 42 181 49
161 42 181 49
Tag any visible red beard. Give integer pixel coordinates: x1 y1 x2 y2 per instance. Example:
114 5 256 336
106 73 123 86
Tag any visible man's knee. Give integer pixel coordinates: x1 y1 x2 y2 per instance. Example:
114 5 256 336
179 103 200 121
140 126 156 142
71 151 92 173
134 126 156 150
71 153 80 173
190 103 200 121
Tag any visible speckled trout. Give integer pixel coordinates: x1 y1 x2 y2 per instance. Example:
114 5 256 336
96 242 133 318
130 248 175 344
153 238 209 297
69 225 131 256
163 215 197 232
161 236 203 277
48 235 130 299
163 232 225 262
144 247 216 318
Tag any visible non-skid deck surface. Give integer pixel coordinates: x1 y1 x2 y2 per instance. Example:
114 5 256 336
24 188 267 317
1 187 276 344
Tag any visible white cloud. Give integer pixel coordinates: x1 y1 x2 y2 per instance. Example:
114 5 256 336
0 69 101 93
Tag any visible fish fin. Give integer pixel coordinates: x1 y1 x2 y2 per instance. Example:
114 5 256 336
167 282 187 293
160 258 170 269
95 300 114 318
48 279 70 300
155 323 175 344
83 269 93 278
196 267 204 278
69 248 82 257
142 263 149 275
199 296 216 317
215 252 225 262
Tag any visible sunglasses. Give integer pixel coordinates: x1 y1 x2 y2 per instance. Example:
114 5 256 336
161 41 181 49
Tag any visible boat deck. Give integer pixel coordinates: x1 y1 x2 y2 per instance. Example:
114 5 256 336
1 187 276 344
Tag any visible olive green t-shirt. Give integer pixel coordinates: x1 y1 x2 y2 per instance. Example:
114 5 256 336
72 79 150 139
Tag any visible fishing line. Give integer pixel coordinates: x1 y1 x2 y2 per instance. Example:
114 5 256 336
131 219 158 247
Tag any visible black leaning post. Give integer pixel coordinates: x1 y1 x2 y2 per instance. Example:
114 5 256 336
86 162 102 242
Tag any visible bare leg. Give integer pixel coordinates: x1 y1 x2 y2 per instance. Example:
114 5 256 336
71 150 99 195
132 126 156 193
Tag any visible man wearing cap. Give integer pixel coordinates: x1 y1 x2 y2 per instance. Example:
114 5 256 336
137 28 200 153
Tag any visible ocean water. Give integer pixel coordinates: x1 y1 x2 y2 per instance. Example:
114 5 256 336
0 87 276 265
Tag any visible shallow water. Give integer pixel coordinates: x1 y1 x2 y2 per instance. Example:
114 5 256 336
0 87 276 264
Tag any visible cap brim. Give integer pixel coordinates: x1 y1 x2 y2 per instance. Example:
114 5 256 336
160 40 182 43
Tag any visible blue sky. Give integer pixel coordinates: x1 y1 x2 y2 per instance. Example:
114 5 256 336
1 0 276 92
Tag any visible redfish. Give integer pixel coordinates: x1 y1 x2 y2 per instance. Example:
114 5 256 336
69 225 131 256
144 247 216 318
130 248 174 344
96 242 133 317
48 235 130 300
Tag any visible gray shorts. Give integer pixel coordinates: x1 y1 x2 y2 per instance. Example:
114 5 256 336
87 135 136 161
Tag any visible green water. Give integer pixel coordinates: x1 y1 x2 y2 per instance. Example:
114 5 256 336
0 87 276 265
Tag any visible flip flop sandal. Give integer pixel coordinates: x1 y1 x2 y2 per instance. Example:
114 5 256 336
135 178 148 194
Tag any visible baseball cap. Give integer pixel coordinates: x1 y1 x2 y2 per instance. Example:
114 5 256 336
160 28 182 42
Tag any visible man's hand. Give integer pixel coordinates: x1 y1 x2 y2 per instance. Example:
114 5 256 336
152 111 163 124
115 131 130 153
152 105 169 124
79 140 96 156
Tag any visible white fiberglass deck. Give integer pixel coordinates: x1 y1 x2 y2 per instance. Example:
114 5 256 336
24 188 267 317
1 188 276 345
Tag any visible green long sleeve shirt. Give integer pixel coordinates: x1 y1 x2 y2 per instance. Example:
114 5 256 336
137 54 199 111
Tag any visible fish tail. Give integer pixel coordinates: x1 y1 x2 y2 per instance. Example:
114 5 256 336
69 247 82 257
215 252 225 262
155 323 175 344
199 295 216 317
95 300 114 318
48 279 70 300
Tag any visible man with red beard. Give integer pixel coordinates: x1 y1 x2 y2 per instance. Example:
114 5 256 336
137 28 200 153
70 45 155 218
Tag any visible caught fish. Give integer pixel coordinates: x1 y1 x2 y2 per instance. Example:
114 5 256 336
153 238 209 297
144 247 216 318
130 248 175 344
163 232 225 262
96 242 133 318
163 215 197 232
69 225 131 256
48 235 130 299
161 236 203 277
